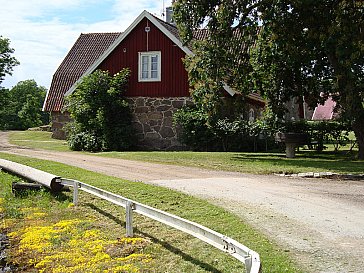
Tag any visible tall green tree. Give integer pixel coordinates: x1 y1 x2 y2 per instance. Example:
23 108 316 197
0 80 48 130
0 88 11 129
0 35 20 129
0 36 19 84
174 0 364 159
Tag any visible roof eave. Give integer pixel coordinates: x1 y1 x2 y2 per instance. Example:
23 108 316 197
223 83 236 96
42 88 51 111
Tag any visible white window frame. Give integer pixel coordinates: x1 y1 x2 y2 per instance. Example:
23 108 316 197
138 51 161 82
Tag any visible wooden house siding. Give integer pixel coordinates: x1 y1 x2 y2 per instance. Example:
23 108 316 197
98 18 190 97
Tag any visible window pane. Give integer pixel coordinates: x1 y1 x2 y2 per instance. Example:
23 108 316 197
151 55 158 63
151 71 158 78
141 55 149 78
151 62 158 71
151 55 158 78
142 56 149 70
142 63 148 72
142 56 149 65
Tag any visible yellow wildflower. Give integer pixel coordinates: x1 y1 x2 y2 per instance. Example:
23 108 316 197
25 212 47 220
8 216 153 273
84 229 101 239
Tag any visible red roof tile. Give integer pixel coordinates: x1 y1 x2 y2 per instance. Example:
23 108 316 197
44 32 120 112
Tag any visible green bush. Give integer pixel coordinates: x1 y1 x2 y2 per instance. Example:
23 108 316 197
174 106 278 152
65 69 134 152
282 120 351 151
173 107 217 151
67 131 103 152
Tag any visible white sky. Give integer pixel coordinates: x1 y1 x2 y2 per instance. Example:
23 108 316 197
0 0 172 89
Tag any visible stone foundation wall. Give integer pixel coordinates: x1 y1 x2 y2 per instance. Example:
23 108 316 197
127 97 192 150
50 96 268 150
50 97 192 150
51 111 71 140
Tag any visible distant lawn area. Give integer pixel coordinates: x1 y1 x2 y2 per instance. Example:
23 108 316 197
9 131 69 151
8 130 363 175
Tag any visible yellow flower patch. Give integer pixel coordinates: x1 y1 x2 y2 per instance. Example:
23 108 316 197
2 219 15 230
118 237 148 245
8 211 153 273
25 212 47 220
18 226 56 253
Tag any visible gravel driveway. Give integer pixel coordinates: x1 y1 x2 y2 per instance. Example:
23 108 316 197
1 131 363 273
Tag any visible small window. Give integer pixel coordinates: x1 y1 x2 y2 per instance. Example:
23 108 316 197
138 51 161 82
249 108 255 122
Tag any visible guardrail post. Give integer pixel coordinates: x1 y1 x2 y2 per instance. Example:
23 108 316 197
126 201 134 237
73 181 79 206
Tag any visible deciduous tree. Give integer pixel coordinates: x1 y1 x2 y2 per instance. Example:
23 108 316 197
0 80 48 130
0 36 19 84
174 0 364 159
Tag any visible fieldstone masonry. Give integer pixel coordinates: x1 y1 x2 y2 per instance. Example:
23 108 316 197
50 97 192 150
50 96 265 151
127 97 193 150
51 111 71 140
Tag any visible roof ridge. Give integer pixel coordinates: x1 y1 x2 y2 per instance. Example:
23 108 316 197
80 32 122 35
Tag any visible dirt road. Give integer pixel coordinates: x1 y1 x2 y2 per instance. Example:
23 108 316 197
1 131 363 273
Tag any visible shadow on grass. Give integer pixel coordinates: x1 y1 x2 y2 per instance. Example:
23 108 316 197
12 186 71 202
231 150 363 174
86 203 224 273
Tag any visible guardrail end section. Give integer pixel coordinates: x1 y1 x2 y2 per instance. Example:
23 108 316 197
246 251 261 273
59 179 80 206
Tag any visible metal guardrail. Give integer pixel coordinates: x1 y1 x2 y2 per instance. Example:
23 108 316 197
61 178 261 273
0 158 261 273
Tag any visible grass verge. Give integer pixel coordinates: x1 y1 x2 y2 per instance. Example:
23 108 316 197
8 131 363 175
0 152 302 272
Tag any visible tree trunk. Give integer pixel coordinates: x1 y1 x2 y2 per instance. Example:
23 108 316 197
353 119 364 160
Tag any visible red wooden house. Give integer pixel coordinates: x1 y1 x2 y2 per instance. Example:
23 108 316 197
43 10 265 150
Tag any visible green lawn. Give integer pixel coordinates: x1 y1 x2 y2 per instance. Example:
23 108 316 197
9 130 363 175
0 153 302 273
9 131 69 151
99 150 363 174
